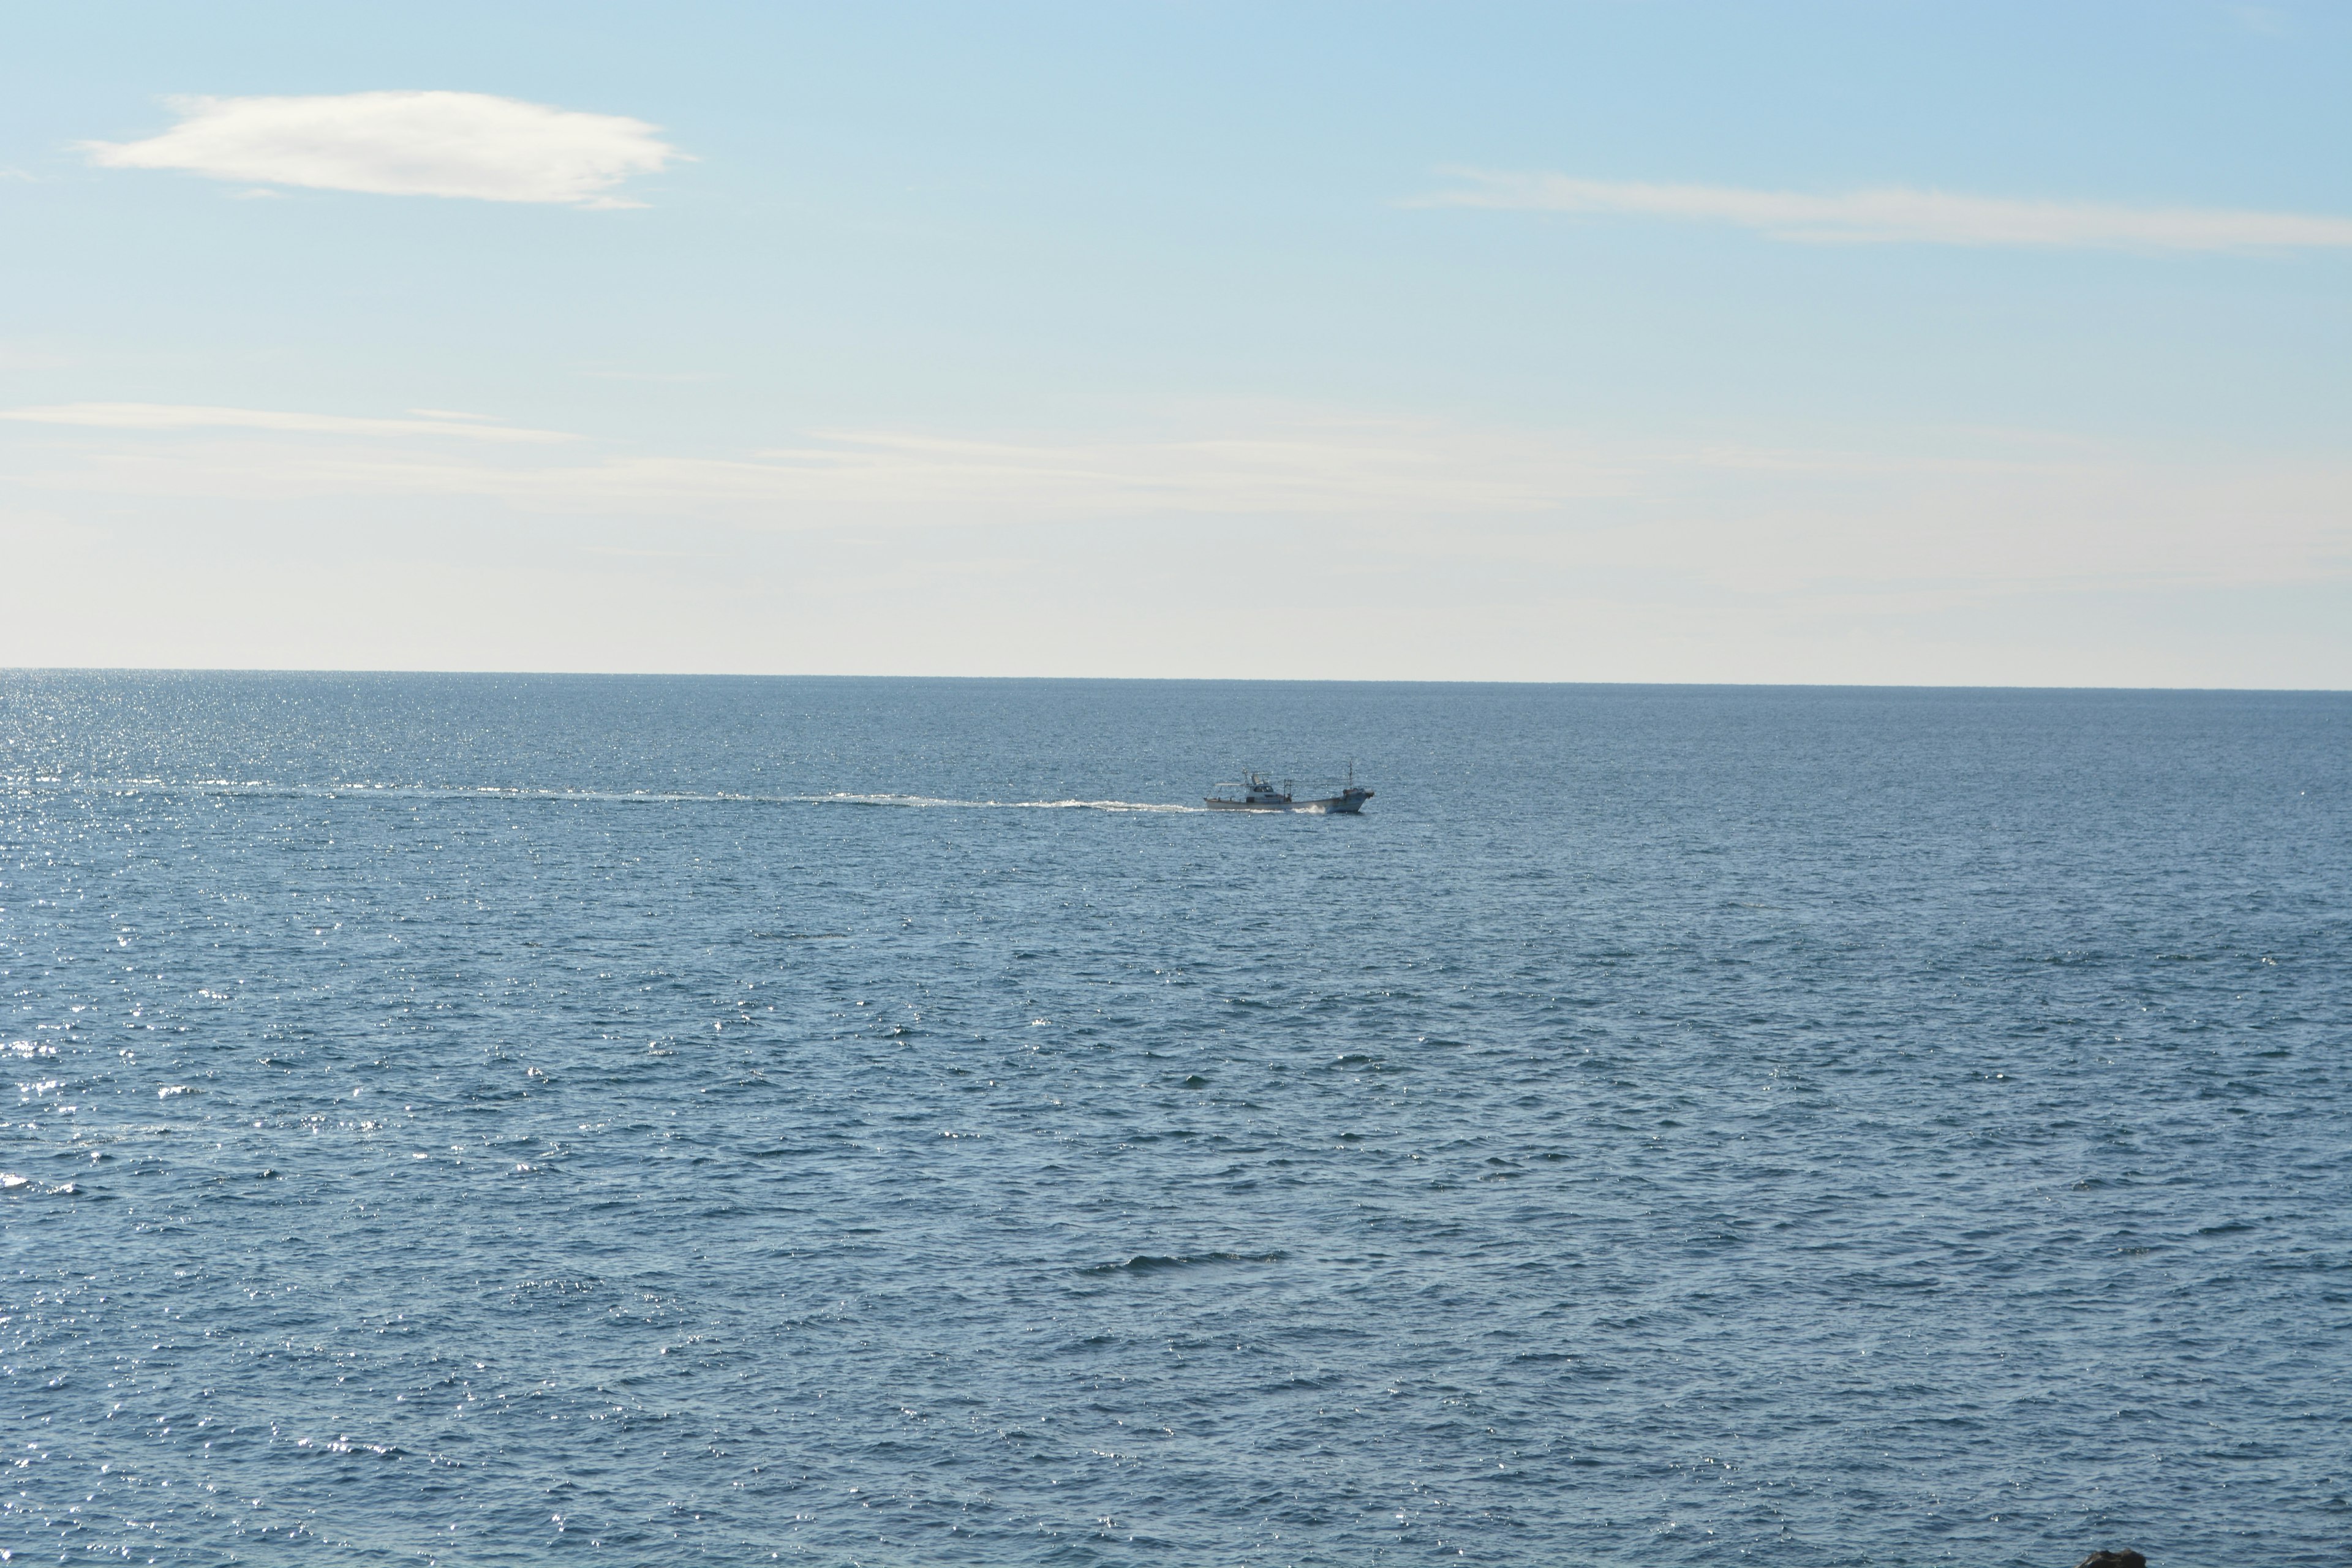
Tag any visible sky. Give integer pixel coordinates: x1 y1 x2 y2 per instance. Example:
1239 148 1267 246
4 1 2348 685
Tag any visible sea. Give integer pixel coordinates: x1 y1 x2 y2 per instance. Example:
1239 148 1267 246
2 673 2346 1567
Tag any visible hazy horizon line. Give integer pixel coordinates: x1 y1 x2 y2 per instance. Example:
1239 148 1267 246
4 665 2344 696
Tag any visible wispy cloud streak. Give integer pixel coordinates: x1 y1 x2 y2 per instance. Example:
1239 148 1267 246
83 92 679 207
1424 170 2352 251
7 405 2346 598
1 402 577 443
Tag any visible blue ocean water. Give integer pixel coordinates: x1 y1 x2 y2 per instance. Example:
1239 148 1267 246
2 673 2347 1567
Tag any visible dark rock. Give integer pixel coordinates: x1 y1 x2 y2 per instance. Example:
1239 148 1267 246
2076 1553 2146 1568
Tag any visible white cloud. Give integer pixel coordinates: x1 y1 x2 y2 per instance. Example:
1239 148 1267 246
6 404 2345 601
1425 170 2352 251
5 415 1621 518
7 404 2345 684
1 402 576 443
82 92 680 207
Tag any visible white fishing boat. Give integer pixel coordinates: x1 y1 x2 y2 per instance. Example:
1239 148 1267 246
1205 765 1373 814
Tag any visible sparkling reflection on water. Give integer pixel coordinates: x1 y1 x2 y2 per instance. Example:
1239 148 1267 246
2 674 2348 1565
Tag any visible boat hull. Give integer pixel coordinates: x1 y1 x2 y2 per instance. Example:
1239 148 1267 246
1205 789 1373 814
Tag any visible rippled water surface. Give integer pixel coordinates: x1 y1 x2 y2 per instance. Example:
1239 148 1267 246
3 673 2348 1566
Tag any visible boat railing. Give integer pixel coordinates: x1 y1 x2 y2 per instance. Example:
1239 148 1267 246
1210 765 1368 796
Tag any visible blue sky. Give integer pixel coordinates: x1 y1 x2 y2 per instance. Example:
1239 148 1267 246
4 1 2348 683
